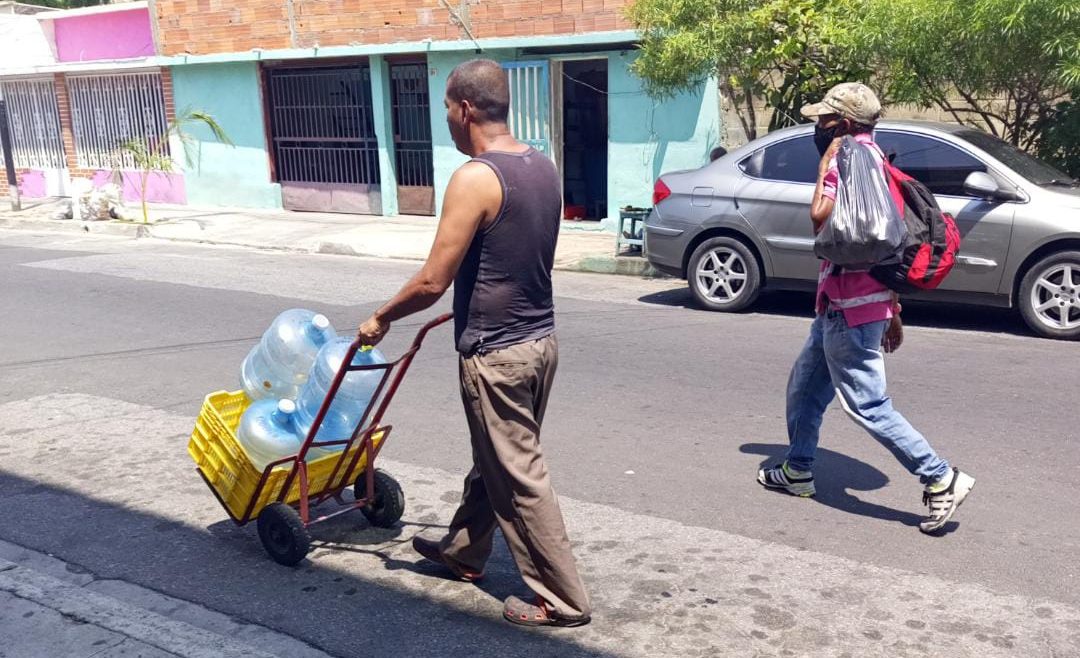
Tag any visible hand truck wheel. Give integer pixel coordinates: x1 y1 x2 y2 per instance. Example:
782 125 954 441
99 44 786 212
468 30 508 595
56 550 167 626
257 502 311 566
355 469 405 528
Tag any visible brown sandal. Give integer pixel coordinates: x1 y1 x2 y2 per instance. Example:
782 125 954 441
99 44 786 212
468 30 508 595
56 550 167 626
502 595 591 628
412 537 484 582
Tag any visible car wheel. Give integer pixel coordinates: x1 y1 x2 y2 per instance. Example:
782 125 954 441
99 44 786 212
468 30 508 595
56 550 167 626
1019 250 1080 340
687 237 762 312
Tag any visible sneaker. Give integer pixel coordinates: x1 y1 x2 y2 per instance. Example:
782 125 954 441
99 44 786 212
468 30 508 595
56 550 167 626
757 462 816 497
920 468 975 534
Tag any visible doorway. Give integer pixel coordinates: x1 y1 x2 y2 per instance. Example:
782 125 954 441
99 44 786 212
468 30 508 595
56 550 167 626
390 61 435 216
559 59 608 221
266 64 382 214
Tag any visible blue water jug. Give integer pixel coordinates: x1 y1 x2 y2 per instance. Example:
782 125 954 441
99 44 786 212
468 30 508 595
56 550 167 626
236 399 326 471
241 309 336 401
294 338 387 448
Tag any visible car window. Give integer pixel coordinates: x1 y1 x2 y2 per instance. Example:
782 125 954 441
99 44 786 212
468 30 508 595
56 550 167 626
876 131 987 196
955 128 1072 185
748 136 820 184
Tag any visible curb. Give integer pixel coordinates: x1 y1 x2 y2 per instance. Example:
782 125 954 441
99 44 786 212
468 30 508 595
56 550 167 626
0 215 150 238
1 216 672 279
569 254 668 278
0 539 333 658
0 559 281 658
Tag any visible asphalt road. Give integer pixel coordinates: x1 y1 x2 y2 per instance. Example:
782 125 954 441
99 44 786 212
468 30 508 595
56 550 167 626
1 230 1077 657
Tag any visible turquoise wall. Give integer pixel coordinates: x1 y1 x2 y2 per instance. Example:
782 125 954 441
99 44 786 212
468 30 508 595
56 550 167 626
426 49 516 214
426 49 719 222
369 55 398 217
169 62 281 209
607 51 720 220
164 45 719 220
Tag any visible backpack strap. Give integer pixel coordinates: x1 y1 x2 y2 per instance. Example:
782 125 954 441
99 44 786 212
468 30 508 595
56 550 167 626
881 160 908 215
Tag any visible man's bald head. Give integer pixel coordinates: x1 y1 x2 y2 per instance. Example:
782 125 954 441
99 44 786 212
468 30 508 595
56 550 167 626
446 59 510 125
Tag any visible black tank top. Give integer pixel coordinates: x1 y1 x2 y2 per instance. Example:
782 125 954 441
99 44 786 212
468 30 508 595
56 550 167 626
453 148 561 355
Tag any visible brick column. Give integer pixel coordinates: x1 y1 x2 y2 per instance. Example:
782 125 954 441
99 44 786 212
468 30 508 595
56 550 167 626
53 73 80 174
160 67 176 123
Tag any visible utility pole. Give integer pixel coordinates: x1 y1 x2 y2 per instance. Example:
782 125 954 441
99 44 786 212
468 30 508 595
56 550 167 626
0 100 20 212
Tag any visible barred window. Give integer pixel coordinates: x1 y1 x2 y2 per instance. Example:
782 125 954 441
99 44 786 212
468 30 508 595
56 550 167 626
0 78 66 169
66 72 169 169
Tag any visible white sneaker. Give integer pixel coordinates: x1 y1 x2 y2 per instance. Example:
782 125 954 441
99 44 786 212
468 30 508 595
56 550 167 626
920 468 975 534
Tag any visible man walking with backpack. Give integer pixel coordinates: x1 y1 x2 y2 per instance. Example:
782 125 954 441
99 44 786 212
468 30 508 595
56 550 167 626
756 83 975 534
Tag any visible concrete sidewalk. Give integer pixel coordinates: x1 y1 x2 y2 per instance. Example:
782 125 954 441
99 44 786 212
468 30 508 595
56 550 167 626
0 539 331 658
0 199 663 277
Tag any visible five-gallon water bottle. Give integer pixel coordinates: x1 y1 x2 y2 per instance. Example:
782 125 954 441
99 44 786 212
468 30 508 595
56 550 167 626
241 309 336 402
236 399 326 471
293 338 387 448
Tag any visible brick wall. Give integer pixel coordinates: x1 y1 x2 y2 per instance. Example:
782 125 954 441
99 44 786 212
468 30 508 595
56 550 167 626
154 0 634 56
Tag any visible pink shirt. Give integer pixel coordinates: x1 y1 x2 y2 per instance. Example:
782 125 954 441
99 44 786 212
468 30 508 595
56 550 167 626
815 133 898 326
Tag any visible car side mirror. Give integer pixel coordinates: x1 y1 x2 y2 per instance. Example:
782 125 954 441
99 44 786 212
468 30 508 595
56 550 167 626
964 171 1021 201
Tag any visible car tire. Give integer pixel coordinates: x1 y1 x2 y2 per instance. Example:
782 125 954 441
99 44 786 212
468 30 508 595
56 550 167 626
1018 250 1080 340
687 236 762 312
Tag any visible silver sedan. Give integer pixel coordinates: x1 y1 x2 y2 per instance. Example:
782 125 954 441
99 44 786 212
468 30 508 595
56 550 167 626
644 121 1080 340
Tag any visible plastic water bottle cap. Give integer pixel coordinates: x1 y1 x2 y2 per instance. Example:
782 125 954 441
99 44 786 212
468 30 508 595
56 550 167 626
312 314 330 330
360 345 373 352
277 399 296 414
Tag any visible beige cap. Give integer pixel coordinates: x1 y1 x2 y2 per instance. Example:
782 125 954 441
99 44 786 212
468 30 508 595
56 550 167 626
801 82 882 125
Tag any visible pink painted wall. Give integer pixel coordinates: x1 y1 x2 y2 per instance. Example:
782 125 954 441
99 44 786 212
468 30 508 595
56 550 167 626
18 170 47 198
92 170 187 205
53 9 154 63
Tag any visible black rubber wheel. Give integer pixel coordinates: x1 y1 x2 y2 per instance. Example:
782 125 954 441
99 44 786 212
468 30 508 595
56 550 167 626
687 236 762 312
1018 250 1080 340
256 503 311 566
355 469 405 528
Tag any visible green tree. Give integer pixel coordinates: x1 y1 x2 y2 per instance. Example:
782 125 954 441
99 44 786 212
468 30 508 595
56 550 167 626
626 0 873 141
1035 99 1080 176
116 109 231 224
856 0 1080 151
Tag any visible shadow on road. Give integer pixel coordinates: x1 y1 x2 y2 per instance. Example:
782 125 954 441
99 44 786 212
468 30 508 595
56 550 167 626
639 287 1034 338
739 442 960 533
0 470 614 658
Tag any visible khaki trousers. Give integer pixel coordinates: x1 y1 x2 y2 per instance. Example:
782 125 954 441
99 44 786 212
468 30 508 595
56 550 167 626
438 334 591 618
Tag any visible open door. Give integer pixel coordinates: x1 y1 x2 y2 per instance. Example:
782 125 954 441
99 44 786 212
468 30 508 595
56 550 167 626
559 59 608 220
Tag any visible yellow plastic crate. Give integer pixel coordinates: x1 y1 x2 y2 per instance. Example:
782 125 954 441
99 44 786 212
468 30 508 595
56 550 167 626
188 390 384 522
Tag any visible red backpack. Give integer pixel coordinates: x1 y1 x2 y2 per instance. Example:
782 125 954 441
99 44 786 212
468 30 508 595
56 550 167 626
869 161 962 292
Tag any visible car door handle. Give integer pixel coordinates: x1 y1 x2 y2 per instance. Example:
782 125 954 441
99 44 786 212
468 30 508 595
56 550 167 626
957 256 997 268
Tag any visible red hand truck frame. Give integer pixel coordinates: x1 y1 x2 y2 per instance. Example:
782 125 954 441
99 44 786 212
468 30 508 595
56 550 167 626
197 313 451 565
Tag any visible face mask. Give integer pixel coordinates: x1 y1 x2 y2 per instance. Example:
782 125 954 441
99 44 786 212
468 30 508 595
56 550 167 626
814 123 841 157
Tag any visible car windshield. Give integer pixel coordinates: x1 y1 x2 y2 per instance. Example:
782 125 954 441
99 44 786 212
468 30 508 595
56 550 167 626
955 129 1075 185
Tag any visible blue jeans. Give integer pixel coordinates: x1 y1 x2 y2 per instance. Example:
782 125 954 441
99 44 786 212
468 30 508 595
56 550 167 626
785 310 950 485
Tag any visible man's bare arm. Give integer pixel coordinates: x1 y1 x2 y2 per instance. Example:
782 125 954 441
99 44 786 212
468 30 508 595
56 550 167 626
357 162 501 344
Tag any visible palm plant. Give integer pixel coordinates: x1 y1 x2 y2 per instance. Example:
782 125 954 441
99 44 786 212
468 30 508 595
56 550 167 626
117 109 231 224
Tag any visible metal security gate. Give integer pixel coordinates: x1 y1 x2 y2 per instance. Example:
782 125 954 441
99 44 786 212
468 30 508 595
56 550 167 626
66 72 169 170
502 61 550 155
390 62 434 216
267 65 382 214
0 78 68 197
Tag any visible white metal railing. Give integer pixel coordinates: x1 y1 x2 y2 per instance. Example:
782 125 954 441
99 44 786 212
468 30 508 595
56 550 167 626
503 61 550 154
0 78 66 169
66 72 168 169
